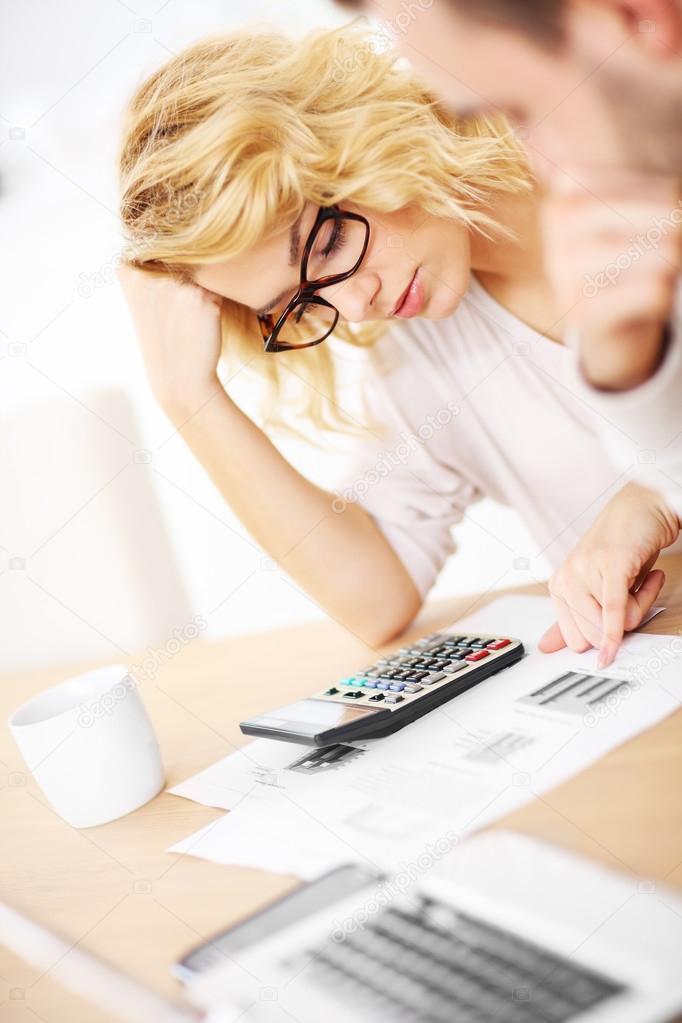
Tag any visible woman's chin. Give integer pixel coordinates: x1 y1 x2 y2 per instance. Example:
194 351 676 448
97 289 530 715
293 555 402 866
426 291 465 320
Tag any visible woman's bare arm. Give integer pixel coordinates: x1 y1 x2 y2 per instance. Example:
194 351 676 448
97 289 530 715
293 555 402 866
118 267 421 646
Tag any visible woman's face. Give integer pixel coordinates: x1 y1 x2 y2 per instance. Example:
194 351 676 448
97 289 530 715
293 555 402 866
193 203 471 325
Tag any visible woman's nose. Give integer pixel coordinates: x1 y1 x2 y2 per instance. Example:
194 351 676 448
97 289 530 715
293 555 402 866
324 271 382 323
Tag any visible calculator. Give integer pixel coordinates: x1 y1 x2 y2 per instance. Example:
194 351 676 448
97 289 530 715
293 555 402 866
240 631 524 747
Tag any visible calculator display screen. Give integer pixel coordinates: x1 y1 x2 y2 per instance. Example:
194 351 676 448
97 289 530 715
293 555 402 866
247 698 378 736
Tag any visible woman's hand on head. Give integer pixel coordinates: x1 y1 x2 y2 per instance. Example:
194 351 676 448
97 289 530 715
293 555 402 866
539 483 679 668
118 265 224 418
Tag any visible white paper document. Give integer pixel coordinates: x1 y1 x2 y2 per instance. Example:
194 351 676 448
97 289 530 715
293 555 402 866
168 596 681 880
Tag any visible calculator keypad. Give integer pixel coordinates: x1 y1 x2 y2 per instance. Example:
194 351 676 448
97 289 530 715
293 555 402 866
316 633 518 710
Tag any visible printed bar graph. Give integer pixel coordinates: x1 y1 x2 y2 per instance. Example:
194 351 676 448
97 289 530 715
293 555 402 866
518 671 631 716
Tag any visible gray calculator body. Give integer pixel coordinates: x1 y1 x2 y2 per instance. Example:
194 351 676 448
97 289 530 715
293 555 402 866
240 631 524 747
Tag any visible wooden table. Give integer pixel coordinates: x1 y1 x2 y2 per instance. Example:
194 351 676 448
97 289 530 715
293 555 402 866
2 555 682 1022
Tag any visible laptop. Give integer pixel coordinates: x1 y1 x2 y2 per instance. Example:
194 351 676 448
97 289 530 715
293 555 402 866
3 831 682 1023
182 830 682 1023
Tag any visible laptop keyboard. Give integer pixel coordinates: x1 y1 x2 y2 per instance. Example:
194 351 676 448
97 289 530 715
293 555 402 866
301 897 624 1022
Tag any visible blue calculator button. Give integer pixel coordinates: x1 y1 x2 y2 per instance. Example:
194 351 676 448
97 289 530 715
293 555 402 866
389 683 405 692
376 682 391 690
363 680 378 689
354 678 366 687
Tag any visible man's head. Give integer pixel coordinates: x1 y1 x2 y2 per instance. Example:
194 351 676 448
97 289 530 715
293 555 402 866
343 0 682 178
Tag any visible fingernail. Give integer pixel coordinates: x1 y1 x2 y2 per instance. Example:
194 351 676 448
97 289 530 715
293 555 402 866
597 646 609 670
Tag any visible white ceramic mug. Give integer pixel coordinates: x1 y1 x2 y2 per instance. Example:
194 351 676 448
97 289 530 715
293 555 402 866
8 664 164 828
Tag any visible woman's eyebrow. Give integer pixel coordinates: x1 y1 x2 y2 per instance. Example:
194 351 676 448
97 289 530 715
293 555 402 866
254 216 303 317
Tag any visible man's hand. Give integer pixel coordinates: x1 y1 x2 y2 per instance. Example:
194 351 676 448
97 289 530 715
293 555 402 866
541 172 681 391
539 483 679 667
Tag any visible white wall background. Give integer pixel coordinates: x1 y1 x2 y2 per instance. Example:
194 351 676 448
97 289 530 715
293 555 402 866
0 0 546 671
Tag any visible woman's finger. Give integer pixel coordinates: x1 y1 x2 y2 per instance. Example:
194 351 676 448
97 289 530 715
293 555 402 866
540 568 662 657
549 588 593 653
598 570 630 669
631 554 659 593
538 620 566 653
623 569 666 632
563 586 604 651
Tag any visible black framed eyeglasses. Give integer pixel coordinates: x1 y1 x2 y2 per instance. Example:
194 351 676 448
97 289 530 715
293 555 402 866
258 205 370 354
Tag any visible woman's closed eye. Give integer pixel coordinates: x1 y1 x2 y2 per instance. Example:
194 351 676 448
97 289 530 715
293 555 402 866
307 216 351 280
311 216 347 264
321 217 346 258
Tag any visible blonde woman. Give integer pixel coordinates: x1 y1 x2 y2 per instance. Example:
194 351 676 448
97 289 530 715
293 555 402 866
118 26 679 663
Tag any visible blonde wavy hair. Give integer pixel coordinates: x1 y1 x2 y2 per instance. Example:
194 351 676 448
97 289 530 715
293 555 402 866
119 22 530 435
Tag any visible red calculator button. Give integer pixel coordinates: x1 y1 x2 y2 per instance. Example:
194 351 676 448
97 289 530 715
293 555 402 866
465 650 489 662
486 639 511 650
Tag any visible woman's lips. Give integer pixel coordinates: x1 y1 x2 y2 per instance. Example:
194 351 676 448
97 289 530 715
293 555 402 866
393 269 425 318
